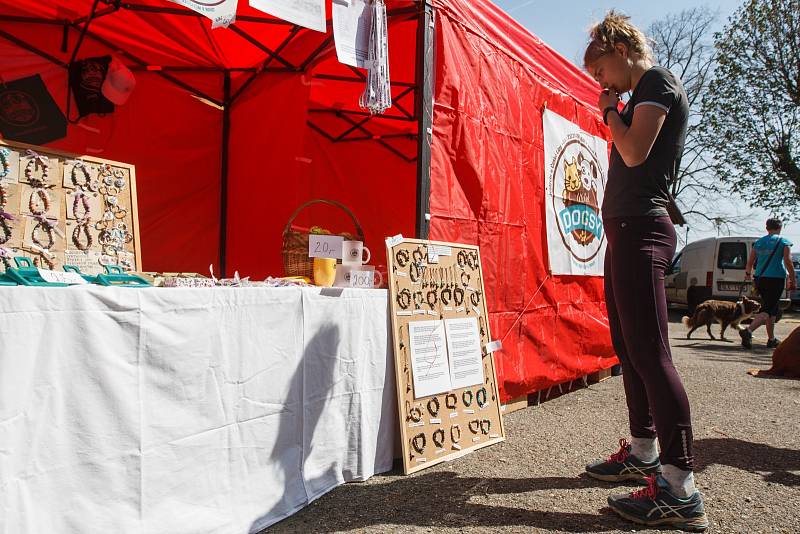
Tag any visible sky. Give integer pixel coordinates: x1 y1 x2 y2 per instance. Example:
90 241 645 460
491 0 800 248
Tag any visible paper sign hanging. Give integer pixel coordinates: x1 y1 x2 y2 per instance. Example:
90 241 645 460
332 0 372 68
249 0 326 32
168 0 238 28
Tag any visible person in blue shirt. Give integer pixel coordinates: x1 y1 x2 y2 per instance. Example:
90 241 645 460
740 218 796 348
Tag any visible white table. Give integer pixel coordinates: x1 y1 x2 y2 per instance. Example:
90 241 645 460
0 286 396 533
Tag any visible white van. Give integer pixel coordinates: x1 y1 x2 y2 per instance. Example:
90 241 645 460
665 236 791 314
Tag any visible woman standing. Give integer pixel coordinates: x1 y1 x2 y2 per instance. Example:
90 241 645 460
740 218 796 348
581 11 707 531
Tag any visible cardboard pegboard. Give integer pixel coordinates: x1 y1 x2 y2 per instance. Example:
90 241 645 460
386 237 505 474
0 139 142 274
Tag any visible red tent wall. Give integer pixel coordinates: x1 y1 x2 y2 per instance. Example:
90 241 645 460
429 0 617 401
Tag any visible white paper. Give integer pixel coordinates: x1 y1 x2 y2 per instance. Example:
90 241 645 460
385 234 404 247
250 0 326 32
543 109 608 276
408 320 452 399
37 269 89 285
333 0 372 68
444 317 484 389
308 234 343 259
168 0 238 28
348 269 376 288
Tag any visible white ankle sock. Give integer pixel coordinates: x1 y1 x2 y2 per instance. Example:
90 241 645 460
630 437 658 463
662 464 696 498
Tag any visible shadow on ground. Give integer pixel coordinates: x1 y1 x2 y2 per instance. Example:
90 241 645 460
695 438 800 487
269 471 634 533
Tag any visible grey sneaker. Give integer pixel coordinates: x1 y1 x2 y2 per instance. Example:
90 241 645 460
767 337 781 348
586 438 661 482
608 474 709 531
739 327 753 349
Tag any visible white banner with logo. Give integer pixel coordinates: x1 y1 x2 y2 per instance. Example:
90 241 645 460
543 109 608 276
168 0 238 28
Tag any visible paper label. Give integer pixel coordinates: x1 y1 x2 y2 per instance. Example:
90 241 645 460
386 234 404 247
38 268 88 285
349 270 376 288
249 0 326 32
309 234 344 259
485 340 503 354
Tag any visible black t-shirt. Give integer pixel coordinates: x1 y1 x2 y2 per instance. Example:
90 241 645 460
602 66 689 219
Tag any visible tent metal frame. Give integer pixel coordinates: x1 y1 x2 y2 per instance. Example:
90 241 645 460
0 0 435 274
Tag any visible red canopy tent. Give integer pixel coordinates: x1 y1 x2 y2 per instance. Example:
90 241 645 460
0 0 616 401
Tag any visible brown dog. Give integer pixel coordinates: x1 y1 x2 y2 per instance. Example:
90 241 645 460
682 296 761 341
748 325 800 378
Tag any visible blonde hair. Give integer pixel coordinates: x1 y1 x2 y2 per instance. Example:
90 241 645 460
584 10 652 68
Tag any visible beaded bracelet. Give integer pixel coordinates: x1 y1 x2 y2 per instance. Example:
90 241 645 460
476 387 488 408
467 251 478 270
450 424 462 443
426 289 438 309
470 290 482 307
32 219 55 250
407 404 422 423
24 154 49 185
0 215 12 245
432 429 445 449
396 288 412 309
0 148 10 179
462 389 473 407
395 249 410 267
457 249 468 269
72 191 91 221
445 393 457 410
460 271 470 287
72 223 93 251
468 419 480 434
409 262 421 282
440 287 452 306
412 247 425 265
411 432 426 454
28 189 50 216
480 419 491 435
33 253 54 270
413 290 424 309
427 396 440 417
454 287 465 307
71 162 94 190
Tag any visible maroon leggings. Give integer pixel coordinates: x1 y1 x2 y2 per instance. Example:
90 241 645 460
604 216 693 471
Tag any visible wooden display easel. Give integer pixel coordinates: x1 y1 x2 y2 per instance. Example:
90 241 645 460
0 139 142 274
386 238 505 474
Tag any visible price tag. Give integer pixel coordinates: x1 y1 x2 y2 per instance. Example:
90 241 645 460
349 270 376 288
38 269 89 285
385 234 404 247
308 234 343 259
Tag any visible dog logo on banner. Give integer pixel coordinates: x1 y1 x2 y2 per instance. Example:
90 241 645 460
543 109 608 276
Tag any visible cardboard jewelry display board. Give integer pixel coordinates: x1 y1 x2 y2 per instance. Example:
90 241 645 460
386 238 505 474
0 139 141 274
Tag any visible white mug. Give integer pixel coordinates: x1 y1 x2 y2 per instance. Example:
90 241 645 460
334 265 383 288
341 240 370 266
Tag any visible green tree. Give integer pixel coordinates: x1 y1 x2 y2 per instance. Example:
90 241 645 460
700 0 800 219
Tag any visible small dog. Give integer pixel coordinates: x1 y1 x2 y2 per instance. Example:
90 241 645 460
748 325 800 378
682 296 761 340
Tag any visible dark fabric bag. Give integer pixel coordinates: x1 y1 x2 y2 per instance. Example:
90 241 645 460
0 74 67 145
68 55 115 119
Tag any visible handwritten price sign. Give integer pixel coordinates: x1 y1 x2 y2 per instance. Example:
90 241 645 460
308 234 344 259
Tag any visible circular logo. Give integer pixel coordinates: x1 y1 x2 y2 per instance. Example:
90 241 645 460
548 136 605 264
188 0 227 6
349 249 359 259
0 90 40 127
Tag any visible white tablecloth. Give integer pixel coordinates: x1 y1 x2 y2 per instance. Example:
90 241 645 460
0 286 397 533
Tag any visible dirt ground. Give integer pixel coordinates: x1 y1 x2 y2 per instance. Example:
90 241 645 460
267 309 800 533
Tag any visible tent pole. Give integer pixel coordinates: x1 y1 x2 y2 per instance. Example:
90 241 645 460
414 0 435 240
219 71 231 277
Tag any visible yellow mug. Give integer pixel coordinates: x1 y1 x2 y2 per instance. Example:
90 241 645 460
313 257 337 287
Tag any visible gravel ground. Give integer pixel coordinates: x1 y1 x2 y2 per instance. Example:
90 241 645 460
267 309 800 533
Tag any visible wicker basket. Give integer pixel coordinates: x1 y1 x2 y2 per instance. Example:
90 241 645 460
281 199 365 279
